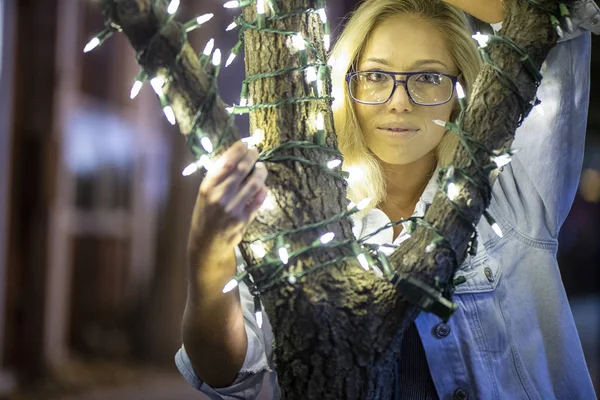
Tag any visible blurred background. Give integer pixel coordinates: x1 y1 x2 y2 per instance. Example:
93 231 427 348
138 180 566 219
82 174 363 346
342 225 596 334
0 0 597 399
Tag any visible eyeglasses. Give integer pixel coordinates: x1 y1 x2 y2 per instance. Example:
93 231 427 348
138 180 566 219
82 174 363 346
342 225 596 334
346 70 458 106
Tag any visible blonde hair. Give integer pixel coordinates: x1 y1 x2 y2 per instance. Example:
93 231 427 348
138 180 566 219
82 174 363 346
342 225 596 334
330 0 481 206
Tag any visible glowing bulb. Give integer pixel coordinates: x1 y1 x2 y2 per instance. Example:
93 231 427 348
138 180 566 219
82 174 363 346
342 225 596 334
306 67 317 83
456 82 466 99
130 80 143 99
150 77 165 96
212 49 222 66
318 9 327 24
535 104 545 116
292 33 305 51
472 32 489 47
327 159 341 169
315 112 324 131
288 275 297 284
226 107 234 113
226 21 238 31
201 137 214 153
196 13 214 25
83 37 100 53
356 253 369 271
225 53 236 67
199 155 213 171
425 243 437 253
433 119 447 127
357 197 372 210
163 106 176 125
167 0 180 14
260 191 276 210
222 278 239 293
493 154 512 168
278 247 289 265
446 182 460 200
323 34 331 51
346 166 365 184
491 223 504 238
256 0 265 14
182 162 199 176
203 38 215 56
239 98 248 107
223 1 239 8
250 242 266 258
255 310 263 328
320 232 335 244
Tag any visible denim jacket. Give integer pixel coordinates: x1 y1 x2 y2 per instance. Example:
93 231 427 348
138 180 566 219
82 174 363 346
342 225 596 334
176 2 599 398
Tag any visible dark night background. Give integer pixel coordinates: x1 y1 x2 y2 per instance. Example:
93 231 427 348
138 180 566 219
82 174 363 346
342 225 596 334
0 0 597 398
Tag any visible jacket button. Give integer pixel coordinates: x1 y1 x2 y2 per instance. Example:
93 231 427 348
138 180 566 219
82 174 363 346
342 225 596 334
433 323 450 338
453 388 469 400
484 267 495 282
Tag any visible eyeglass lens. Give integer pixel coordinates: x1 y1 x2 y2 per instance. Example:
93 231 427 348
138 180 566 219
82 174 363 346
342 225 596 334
349 72 453 105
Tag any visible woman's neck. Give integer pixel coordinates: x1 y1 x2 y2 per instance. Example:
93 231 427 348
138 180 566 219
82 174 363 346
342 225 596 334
378 151 437 222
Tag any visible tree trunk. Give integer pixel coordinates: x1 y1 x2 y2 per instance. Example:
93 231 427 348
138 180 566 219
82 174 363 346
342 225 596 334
98 0 559 398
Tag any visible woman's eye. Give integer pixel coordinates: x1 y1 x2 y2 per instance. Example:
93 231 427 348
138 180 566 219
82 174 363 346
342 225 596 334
364 72 386 82
417 73 442 85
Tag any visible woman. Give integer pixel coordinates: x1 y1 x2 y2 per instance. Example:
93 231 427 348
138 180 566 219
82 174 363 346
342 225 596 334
176 0 598 398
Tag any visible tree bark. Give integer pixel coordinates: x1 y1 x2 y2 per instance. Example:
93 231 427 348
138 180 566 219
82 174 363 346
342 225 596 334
98 0 559 398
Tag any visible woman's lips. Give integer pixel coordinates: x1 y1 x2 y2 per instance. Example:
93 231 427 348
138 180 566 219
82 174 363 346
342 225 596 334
378 128 419 138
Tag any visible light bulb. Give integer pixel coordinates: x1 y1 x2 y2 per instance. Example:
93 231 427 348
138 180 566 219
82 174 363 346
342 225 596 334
163 106 176 125
199 155 213 171
278 247 289 265
167 0 180 14
456 82 466 99
446 182 460 201
83 37 100 53
256 0 265 14
491 223 503 238
250 242 266 258
225 53 236 67
150 77 165 96
182 162 199 176
201 137 214 153
433 119 447 127
260 191 276 210
203 38 215 56
356 254 369 271
306 67 317 83
255 310 263 328
472 32 489 47
222 278 239 293
196 13 214 25
318 9 327 24
357 197 372 210
315 112 324 131
346 166 365 184
226 22 238 31
292 33 305 51
212 49 222 66
327 159 341 169
493 154 512 168
320 232 335 244
130 80 143 99
323 34 330 51
223 1 239 8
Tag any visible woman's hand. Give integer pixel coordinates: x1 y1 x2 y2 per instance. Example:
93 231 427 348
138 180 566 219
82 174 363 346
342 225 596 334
188 141 268 257
442 0 505 24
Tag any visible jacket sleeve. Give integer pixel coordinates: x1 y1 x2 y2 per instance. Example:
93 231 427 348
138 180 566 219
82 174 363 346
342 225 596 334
175 249 272 399
490 1 598 240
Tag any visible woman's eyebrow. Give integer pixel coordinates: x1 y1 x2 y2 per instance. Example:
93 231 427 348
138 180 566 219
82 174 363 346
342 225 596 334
362 57 448 69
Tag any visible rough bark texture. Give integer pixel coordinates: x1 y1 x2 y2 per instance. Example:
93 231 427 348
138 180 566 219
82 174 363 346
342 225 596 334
99 0 559 398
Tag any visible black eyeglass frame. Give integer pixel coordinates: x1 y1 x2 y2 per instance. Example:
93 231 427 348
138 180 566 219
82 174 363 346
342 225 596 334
345 70 459 106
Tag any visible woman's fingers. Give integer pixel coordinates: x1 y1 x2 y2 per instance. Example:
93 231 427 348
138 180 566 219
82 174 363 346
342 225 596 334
202 141 258 190
226 162 268 217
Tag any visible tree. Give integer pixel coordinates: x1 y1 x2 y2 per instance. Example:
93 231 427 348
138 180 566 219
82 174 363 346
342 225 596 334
91 0 563 397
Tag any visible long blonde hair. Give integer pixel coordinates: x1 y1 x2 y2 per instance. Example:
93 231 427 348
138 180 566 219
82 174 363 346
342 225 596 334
330 0 481 206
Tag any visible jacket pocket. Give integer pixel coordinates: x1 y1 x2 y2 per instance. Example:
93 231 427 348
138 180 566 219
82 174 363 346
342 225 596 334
453 247 502 294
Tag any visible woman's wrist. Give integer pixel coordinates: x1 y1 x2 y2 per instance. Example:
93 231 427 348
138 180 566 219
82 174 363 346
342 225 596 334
442 0 505 24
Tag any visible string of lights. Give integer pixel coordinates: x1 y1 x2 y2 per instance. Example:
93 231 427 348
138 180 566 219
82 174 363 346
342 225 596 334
85 0 570 323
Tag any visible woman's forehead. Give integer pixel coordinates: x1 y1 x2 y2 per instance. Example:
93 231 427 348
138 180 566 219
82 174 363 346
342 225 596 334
359 14 455 71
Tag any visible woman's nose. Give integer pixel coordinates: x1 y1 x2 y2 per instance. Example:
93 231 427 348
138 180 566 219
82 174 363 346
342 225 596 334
387 83 413 112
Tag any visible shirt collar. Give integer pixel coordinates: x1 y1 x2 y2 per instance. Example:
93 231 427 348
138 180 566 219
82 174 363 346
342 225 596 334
351 170 440 253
